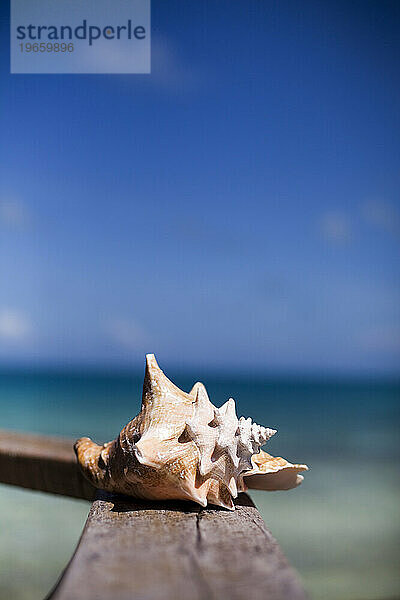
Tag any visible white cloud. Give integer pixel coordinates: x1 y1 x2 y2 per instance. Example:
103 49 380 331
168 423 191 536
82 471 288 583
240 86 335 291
319 212 351 243
78 39 149 74
149 37 201 92
106 318 148 349
362 201 400 236
0 309 31 341
78 36 201 92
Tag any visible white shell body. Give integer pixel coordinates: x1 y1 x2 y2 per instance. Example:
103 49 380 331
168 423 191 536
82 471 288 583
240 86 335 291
75 354 307 510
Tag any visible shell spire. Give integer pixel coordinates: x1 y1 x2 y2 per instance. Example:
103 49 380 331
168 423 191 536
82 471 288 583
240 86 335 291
75 354 307 510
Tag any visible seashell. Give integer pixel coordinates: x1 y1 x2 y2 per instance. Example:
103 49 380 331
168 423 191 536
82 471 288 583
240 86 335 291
75 354 307 510
239 450 308 493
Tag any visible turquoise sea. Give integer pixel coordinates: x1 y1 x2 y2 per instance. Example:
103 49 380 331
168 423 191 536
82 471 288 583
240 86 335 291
1 369 399 600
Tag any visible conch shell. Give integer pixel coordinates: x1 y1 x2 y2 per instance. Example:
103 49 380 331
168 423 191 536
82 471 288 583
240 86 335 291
75 354 308 510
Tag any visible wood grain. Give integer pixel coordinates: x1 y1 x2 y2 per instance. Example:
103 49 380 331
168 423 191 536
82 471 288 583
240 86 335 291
0 430 307 599
0 429 95 500
49 491 307 600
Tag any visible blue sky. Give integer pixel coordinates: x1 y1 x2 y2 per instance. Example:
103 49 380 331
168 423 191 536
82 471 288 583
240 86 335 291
0 1 399 374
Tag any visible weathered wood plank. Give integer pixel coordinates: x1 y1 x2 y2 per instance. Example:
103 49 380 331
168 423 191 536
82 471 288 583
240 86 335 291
0 430 95 500
0 430 307 599
49 491 307 600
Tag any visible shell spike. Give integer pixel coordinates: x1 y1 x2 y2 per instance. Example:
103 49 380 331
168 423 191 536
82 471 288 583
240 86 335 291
143 353 175 394
189 381 210 402
185 384 219 476
191 382 214 423
143 353 164 396
219 397 236 418
145 352 159 368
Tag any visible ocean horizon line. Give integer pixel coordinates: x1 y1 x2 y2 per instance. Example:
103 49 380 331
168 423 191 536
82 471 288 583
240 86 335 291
0 360 399 385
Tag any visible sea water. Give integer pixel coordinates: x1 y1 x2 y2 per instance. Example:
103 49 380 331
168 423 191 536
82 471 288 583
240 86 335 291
0 369 399 600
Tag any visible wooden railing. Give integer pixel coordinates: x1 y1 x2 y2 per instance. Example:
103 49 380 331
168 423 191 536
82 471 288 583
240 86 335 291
0 430 307 600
